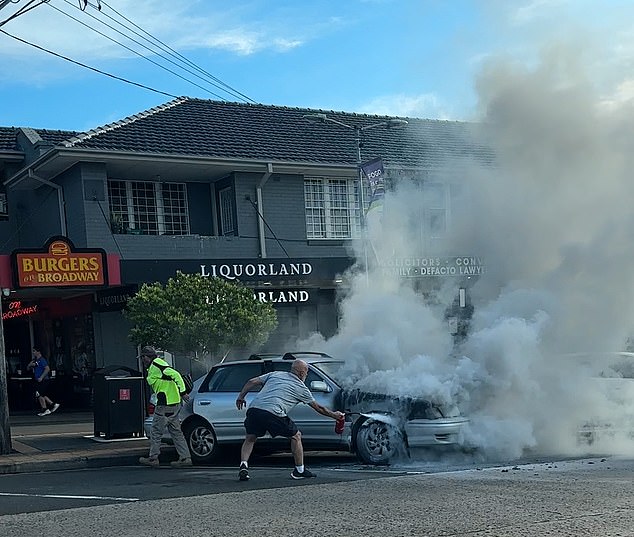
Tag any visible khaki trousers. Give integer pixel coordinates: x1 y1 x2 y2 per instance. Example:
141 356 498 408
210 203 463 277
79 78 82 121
148 403 190 460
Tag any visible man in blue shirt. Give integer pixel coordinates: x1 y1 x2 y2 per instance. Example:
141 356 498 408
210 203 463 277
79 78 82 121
27 348 60 416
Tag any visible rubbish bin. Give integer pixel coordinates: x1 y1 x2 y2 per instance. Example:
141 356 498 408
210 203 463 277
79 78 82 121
93 365 145 439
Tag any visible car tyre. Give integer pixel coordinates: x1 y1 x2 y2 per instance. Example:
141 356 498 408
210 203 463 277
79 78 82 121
183 419 220 464
355 419 405 465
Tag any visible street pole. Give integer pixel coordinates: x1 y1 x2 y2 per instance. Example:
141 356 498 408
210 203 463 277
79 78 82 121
302 113 407 286
354 127 370 286
0 296 12 455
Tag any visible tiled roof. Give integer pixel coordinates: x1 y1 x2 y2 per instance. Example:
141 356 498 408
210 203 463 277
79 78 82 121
0 127 78 152
63 97 493 169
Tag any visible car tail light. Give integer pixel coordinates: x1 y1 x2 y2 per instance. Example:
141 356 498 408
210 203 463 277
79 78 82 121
147 402 155 416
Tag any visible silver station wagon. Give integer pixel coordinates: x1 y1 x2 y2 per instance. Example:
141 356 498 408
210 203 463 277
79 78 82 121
146 352 468 465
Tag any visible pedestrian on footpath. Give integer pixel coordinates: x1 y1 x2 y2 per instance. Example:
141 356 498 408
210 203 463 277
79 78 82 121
138 346 192 469
235 359 344 481
27 348 60 417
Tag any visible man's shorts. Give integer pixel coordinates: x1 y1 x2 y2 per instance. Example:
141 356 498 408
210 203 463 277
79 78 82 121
34 379 52 398
244 407 298 438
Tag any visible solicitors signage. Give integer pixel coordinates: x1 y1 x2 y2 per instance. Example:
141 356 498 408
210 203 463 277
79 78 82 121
378 256 485 278
12 236 108 289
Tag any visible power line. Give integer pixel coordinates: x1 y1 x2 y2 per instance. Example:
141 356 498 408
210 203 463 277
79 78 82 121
85 0 257 104
56 0 253 103
0 0 46 28
45 1 229 101
0 28 178 98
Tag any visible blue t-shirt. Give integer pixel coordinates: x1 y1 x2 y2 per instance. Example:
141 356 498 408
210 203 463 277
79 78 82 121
33 357 50 381
249 371 315 417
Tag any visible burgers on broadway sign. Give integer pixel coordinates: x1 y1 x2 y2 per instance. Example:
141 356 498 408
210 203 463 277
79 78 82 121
12 236 108 288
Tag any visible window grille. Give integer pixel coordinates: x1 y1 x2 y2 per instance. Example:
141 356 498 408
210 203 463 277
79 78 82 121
108 180 189 235
218 186 235 236
304 177 366 239
0 192 7 219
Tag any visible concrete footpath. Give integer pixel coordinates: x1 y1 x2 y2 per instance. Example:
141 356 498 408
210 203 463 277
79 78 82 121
0 410 174 475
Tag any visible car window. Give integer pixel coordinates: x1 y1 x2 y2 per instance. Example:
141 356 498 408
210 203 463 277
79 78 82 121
207 363 263 392
311 361 345 384
271 361 323 388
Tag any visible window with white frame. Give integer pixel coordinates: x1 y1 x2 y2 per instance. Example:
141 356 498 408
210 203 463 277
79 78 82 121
304 177 366 239
108 180 189 235
218 186 235 236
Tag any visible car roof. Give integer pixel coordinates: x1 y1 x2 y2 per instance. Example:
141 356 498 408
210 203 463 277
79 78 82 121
223 351 340 366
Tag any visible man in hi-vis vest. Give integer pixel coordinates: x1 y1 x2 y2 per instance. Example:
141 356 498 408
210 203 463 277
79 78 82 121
139 346 192 468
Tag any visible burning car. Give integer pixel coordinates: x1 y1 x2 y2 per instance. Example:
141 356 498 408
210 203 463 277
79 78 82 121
145 351 468 465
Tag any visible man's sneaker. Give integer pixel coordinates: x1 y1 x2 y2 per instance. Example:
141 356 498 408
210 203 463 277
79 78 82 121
139 457 160 468
37 409 51 416
170 458 192 468
238 463 250 481
50 403 60 414
291 468 316 480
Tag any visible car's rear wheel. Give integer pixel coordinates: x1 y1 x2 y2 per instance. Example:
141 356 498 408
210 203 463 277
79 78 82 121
355 419 405 465
183 419 220 464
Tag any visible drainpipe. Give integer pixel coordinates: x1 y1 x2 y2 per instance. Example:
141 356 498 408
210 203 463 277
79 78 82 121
28 169 67 236
257 163 273 258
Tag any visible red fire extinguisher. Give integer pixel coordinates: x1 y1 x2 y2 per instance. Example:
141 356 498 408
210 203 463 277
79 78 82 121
335 416 345 434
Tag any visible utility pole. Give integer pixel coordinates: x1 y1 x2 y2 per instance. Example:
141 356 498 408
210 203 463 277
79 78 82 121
0 296 11 455
302 113 408 283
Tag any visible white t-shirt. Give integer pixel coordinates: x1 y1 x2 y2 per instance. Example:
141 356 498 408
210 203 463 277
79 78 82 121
249 371 315 416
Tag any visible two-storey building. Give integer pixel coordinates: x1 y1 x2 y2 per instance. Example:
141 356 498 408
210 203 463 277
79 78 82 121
0 97 490 410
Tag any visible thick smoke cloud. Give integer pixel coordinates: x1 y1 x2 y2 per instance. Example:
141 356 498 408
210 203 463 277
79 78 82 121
299 43 634 461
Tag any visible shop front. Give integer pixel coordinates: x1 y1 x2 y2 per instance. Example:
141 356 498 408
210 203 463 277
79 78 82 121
2 236 120 412
118 256 353 360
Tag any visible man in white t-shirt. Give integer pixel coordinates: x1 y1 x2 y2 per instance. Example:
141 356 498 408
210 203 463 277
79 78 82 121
235 359 344 481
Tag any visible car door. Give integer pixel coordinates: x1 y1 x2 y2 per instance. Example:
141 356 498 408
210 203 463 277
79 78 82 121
194 362 264 442
271 362 344 446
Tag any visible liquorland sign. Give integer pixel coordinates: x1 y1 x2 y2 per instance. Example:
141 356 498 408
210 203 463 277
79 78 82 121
12 236 108 288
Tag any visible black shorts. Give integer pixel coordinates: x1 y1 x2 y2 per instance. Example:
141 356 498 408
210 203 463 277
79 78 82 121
244 407 298 438
34 379 52 398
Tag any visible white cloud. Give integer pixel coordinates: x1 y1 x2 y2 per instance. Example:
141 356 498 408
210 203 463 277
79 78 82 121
358 93 461 120
0 0 311 71
600 79 634 110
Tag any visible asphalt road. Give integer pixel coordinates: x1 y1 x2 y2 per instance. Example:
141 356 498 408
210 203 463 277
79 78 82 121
0 453 401 515
1 454 633 536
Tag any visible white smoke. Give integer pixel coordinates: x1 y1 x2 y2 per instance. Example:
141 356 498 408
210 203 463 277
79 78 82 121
298 40 634 461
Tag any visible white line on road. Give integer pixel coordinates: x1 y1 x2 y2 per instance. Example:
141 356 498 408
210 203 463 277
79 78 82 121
0 492 139 501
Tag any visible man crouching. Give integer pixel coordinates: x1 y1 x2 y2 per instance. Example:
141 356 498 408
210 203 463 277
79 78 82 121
235 359 344 481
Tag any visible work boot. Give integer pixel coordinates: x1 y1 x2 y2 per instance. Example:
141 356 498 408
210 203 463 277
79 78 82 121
139 456 160 468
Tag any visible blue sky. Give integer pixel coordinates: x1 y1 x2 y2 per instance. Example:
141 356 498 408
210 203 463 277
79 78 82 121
1 0 633 131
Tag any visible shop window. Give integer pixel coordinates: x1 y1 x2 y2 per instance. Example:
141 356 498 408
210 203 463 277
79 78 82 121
304 177 367 239
108 179 190 235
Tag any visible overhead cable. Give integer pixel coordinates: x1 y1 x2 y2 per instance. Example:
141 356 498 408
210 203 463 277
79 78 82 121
85 0 257 103
46 1 229 101
0 0 47 28
0 28 178 98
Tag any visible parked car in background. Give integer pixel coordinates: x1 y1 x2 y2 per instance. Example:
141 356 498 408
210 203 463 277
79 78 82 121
145 352 468 465
565 352 634 445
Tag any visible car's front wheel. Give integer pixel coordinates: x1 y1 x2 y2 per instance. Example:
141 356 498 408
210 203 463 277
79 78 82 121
183 419 220 464
355 419 405 465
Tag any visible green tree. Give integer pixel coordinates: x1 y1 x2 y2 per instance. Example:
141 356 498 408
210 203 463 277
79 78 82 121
123 272 277 358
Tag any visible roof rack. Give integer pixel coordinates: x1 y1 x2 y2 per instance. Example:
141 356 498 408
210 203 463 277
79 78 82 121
248 353 282 361
282 351 330 360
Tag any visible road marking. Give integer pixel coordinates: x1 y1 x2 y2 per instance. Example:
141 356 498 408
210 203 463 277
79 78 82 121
0 492 139 502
